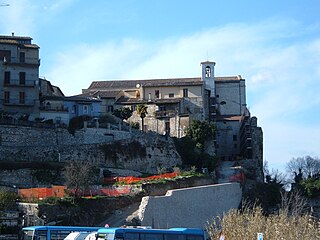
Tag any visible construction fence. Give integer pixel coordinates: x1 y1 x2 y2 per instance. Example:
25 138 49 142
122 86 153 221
18 172 179 200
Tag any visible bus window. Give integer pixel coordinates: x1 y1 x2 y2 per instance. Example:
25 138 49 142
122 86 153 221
96 233 106 240
96 233 116 240
22 230 34 240
51 230 72 240
140 233 163 240
164 234 185 240
36 230 47 240
187 235 204 240
125 233 139 240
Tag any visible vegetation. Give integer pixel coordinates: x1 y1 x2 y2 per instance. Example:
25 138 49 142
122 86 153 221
206 204 319 240
286 156 320 198
63 160 99 197
98 113 119 126
136 104 148 131
0 190 19 211
186 120 215 151
113 107 133 120
67 115 92 135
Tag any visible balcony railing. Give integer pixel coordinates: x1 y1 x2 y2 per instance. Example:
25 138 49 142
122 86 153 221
39 106 68 112
155 110 177 118
3 79 36 87
3 57 40 66
3 99 35 106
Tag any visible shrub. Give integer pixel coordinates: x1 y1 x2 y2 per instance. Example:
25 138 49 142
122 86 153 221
206 205 320 239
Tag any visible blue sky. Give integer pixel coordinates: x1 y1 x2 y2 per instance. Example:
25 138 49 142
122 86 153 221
1 0 320 173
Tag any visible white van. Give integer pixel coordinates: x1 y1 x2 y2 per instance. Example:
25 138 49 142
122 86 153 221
64 231 92 240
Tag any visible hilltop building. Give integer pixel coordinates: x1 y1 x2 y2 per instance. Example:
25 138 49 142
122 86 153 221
82 61 263 161
0 34 40 119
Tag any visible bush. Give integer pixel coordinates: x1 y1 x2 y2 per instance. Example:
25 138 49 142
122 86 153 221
68 115 92 135
206 205 319 239
300 178 320 198
0 190 19 211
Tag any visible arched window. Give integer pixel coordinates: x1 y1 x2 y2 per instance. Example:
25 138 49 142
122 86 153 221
205 66 211 78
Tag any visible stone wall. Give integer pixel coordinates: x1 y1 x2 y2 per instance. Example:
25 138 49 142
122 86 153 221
0 125 182 176
138 182 242 229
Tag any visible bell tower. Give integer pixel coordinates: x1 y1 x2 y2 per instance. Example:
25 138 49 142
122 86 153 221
201 61 215 97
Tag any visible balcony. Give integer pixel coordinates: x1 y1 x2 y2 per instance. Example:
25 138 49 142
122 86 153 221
155 110 177 118
3 57 40 67
39 106 68 112
3 99 35 106
4 79 36 87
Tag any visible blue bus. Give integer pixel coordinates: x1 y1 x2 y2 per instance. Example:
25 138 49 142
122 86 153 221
95 227 206 240
21 226 101 240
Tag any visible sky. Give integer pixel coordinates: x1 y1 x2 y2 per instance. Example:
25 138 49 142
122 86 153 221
1 0 320 173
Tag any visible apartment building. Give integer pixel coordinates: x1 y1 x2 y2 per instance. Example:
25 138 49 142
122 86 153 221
0 34 40 119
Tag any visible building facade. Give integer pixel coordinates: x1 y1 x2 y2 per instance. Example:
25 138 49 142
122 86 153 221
83 61 263 161
0 34 40 120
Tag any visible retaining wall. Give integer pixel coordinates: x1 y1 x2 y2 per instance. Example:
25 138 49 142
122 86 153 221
138 182 242 229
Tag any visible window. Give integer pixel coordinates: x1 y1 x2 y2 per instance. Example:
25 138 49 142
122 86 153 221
155 90 160 99
4 91 10 103
131 105 136 111
183 88 188 98
169 93 174 98
159 105 166 111
125 233 140 240
72 105 76 113
141 233 163 240
107 105 114 112
19 92 25 104
233 135 237 141
0 50 11 62
20 52 25 63
205 66 211 77
83 105 88 114
4 71 10 85
234 144 238 148
19 72 26 85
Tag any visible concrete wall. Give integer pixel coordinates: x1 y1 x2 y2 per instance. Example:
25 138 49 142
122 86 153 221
138 182 242 229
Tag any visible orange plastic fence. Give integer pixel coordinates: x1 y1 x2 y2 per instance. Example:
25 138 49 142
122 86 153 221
116 172 179 184
18 173 179 199
19 186 66 199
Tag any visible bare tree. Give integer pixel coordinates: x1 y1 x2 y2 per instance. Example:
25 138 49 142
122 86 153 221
286 156 320 180
63 160 98 197
280 190 307 217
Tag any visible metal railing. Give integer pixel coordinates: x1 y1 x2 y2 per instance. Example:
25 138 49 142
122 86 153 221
3 79 36 87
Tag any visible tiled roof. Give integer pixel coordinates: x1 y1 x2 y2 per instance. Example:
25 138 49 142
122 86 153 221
216 115 242 121
81 90 121 98
88 77 203 90
0 39 39 48
65 95 101 102
87 76 243 91
215 76 243 82
115 96 182 105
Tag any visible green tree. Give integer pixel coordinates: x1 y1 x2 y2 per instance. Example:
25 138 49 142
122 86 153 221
0 190 19 211
113 107 133 120
67 115 92 135
186 120 215 151
136 104 148 132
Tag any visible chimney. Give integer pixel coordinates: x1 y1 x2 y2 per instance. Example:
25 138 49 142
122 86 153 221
11 32 14 36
